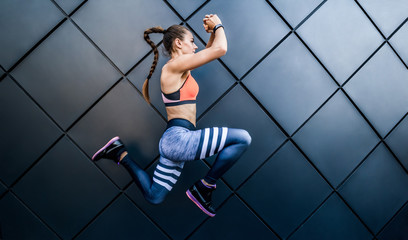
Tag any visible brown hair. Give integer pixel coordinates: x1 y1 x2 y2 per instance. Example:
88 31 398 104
142 25 188 104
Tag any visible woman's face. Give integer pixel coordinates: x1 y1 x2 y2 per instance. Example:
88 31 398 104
180 31 198 54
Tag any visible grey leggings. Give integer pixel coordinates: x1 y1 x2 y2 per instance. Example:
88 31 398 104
121 118 251 204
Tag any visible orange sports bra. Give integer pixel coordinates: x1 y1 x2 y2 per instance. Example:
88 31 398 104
161 74 199 106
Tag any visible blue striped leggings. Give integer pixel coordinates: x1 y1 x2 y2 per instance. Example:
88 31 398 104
121 118 251 204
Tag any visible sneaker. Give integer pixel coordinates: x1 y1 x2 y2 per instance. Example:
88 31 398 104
92 136 125 164
186 180 216 217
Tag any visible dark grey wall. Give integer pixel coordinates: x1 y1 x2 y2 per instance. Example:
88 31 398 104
1 0 408 239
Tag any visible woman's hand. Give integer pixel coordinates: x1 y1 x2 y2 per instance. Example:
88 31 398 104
203 14 222 33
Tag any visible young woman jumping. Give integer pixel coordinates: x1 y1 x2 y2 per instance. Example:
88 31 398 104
92 14 251 217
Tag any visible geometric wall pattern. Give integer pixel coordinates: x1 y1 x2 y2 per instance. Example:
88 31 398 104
1 0 408 239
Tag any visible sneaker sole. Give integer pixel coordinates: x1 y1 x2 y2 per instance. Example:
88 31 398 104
186 189 216 217
92 136 120 161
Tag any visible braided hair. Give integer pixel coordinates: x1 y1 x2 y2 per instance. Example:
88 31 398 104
143 25 187 104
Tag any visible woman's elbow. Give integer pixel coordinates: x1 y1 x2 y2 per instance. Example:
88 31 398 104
215 46 227 57
220 46 227 55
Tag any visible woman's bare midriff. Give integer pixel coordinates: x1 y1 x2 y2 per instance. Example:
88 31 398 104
166 103 196 126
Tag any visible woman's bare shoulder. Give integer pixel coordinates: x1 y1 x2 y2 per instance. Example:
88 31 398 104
161 63 185 92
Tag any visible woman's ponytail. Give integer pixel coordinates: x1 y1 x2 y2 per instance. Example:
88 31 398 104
143 26 165 104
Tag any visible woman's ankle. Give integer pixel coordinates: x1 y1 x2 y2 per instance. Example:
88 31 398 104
119 151 128 162
201 179 216 188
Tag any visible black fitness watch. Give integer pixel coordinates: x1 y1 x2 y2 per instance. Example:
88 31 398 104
213 24 224 33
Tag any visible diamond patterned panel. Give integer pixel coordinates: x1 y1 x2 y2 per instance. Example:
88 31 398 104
72 0 181 73
188 0 290 79
297 0 383 84
390 21 408 66
0 182 6 196
54 0 84 15
386 115 408 170
293 91 379 187
126 159 232 240
69 80 166 189
269 0 323 28
290 194 372 240
127 33 235 119
238 142 331 238
244 34 337 135
198 85 286 189
2 1 408 238
339 144 408 234
0 77 61 186
0 193 58 240
0 0 64 70
76 195 167 240
12 21 120 130
378 203 408 240
189 196 279 240
167 0 206 20
344 45 408 137
13 137 119 239
358 0 408 37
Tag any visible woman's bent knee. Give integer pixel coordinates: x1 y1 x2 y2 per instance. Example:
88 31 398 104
145 185 169 205
227 129 252 147
146 195 166 205
238 129 252 146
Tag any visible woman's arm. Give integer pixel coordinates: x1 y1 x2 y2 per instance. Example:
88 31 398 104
167 14 227 73
206 32 215 48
